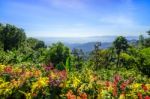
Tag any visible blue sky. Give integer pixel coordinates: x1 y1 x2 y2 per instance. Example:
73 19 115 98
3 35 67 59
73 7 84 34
0 0 150 37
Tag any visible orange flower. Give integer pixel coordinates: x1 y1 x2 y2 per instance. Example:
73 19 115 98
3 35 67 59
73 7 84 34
142 84 148 91
80 93 87 99
66 90 76 99
32 93 37 97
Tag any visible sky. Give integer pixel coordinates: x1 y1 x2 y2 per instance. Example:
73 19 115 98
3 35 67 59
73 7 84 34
0 0 150 37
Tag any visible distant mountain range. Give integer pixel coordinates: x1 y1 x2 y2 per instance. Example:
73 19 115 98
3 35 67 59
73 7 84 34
64 42 112 52
36 36 139 52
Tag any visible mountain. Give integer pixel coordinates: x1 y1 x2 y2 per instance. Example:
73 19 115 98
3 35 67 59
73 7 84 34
35 36 139 52
65 42 112 52
36 36 139 45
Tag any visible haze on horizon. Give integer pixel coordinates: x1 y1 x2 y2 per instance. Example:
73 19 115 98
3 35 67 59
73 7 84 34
0 0 150 37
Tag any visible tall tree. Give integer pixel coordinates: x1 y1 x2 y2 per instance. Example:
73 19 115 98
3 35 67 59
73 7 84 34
147 30 150 36
138 35 145 48
71 48 84 69
94 42 101 70
144 30 150 47
0 23 4 50
113 36 128 68
0 23 26 51
45 42 70 66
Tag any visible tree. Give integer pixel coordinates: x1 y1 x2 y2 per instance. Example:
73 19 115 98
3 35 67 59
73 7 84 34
144 38 150 47
88 42 101 70
144 30 150 47
0 23 4 50
147 30 150 36
113 36 128 68
137 48 150 76
45 42 70 67
71 48 84 69
26 37 46 50
0 23 26 51
94 42 101 70
120 52 135 69
138 35 145 48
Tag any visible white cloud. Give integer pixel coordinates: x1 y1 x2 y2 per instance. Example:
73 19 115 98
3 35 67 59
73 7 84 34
99 15 135 26
43 0 86 10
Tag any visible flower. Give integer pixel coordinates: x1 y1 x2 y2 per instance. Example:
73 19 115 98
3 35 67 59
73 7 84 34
73 77 81 88
66 90 76 99
138 92 143 99
31 77 48 93
145 96 150 99
132 83 141 89
119 94 125 99
4 66 12 73
120 82 127 91
114 74 121 84
142 84 148 91
113 87 117 97
105 81 110 87
80 92 87 99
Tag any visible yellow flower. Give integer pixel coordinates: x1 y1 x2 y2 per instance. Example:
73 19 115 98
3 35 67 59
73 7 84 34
119 94 125 99
132 83 141 89
107 86 113 92
73 77 81 88
0 65 5 72
31 77 48 93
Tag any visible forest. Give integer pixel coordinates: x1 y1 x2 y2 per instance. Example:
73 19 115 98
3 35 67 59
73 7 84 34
0 23 150 99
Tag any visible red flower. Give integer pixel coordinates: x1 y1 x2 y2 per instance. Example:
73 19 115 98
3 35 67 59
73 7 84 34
145 96 150 99
138 92 143 99
113 87 117 97
120 82 127 91
4 66 12 73
105 81 110 87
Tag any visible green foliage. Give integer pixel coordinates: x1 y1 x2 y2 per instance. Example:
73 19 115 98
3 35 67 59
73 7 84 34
120 52 135 69
0 23 150 99
26 37 46 50
138 48 150 76
138 35 145 48
0 23 26 51
89 49 113 69
45 42 70 66
113 36 129 67
71 48 85 69
144 38 150 47
113 36 128 54
65 57 71 71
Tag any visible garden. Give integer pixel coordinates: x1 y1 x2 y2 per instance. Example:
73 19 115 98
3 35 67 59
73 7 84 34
0 23 150 99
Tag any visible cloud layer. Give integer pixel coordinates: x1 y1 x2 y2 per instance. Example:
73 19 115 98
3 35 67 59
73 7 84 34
0 0 150 37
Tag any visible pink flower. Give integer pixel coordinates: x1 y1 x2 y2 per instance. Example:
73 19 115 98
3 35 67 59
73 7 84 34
114 74 121 84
